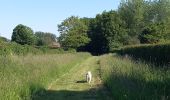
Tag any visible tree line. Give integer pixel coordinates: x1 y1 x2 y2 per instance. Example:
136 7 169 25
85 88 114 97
58 0 170 54
11 24 57 46
2 0 169 54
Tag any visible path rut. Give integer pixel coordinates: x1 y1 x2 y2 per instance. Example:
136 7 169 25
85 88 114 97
33 56 113 100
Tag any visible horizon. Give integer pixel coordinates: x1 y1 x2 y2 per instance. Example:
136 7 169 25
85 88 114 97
0 0 121 39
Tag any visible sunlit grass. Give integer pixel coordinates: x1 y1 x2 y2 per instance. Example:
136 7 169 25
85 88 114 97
0 53 91 100
100 54 170 100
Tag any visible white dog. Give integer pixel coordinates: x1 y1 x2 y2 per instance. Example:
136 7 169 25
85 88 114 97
86 71 92 84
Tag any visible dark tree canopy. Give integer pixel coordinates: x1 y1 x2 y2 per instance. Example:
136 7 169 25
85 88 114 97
11 24 35 45
35 32 56 46
87 11 128 54
57 0 170 54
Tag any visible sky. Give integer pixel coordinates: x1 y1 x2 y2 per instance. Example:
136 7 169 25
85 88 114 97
0 0 121 39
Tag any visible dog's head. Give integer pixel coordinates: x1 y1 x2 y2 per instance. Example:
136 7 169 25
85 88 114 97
87 71 92 75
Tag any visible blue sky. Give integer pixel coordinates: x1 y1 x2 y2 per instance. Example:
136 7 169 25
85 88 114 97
0 0 121 39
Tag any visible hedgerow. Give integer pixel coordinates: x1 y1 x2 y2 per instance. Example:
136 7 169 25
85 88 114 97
118 43 170 65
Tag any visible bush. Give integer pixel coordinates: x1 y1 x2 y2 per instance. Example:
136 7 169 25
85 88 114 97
0 42 43 55
118 43 170 65
0 42 75 56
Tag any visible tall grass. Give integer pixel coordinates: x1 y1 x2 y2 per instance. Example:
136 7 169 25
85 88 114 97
0 53 91 100
100 54 170 100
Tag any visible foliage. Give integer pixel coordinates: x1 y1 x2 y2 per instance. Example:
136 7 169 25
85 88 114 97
100 54 170 100
0 42 42 55
58 0 170 54
118 0 170 44
11 24 36 45
118 0 145 37
0 36 9 43
87 11 128 54
139 23 169 43
35 32 57 46
141 0 170 43
58 16 90 49
0 42 75 56
118 43 170 65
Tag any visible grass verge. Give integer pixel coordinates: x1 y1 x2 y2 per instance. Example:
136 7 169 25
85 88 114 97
0 53 91 100
100 54 170 100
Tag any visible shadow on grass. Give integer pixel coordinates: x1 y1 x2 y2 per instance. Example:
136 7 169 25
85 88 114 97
76 80 87 83
105 72 170 100
31 86 112 100
100 54 170 100
118 53 170 67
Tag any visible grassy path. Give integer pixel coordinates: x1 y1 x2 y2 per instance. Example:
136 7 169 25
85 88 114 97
33 56 113 100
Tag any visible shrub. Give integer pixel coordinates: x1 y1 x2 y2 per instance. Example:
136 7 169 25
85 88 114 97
0 42 44 55
0 42 74 56
118 43 170 65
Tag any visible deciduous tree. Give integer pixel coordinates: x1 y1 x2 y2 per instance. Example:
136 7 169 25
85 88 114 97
11 24 35 45
58 16 90 49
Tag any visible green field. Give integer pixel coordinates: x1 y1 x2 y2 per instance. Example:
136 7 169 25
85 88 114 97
0 53 91 100
0 45 170 100
1 0 170 99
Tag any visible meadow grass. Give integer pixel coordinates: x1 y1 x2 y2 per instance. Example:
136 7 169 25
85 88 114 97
0 53 91 100
100 54 170 100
